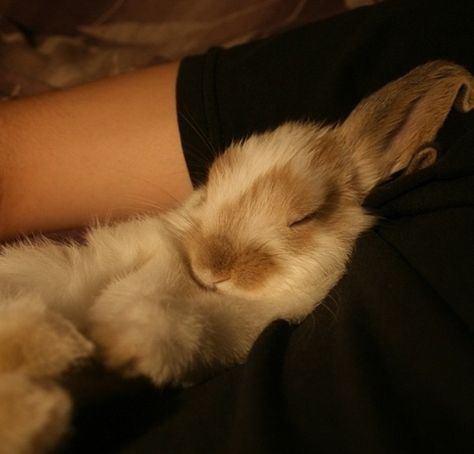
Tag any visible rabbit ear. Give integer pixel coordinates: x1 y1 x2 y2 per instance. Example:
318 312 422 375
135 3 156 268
403 144 438 175
340 61 474 192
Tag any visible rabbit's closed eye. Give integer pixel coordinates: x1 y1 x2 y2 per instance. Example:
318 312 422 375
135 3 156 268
288 211 318 227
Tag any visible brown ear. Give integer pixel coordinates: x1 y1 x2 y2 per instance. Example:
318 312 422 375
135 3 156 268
340 61 474 192
403 144 438 175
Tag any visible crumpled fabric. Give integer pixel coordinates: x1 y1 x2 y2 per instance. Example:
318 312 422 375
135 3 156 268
0 0 362 99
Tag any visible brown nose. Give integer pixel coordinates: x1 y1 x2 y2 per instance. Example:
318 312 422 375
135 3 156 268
191 267 230 290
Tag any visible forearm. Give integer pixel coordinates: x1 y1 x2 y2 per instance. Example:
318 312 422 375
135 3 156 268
0 62 192 240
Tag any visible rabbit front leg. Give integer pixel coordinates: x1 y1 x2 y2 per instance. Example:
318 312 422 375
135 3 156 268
88 251 208 386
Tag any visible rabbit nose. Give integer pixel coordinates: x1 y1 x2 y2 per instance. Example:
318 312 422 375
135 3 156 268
191 267 230 290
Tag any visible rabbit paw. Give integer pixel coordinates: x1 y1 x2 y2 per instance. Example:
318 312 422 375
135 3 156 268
0 374 71 454
89 289 206 386
0 295 94 378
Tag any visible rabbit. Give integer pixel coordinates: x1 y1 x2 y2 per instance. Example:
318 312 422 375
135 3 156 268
0 60 472 454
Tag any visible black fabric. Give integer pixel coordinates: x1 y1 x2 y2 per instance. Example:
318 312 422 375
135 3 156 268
63 1 474 452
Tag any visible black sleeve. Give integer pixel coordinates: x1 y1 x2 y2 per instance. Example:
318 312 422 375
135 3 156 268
63 1 474 453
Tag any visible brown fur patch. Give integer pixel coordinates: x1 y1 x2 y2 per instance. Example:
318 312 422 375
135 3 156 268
232 242 279 290
189 232 278 291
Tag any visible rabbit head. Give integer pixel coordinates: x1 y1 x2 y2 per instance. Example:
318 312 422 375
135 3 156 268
171 61 474 321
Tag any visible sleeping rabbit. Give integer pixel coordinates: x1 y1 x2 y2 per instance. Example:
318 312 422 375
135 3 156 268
0 60 472 454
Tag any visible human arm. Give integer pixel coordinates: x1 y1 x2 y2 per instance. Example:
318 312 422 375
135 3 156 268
0 62 192 240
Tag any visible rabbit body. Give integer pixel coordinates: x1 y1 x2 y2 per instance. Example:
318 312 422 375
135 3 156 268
0 60 472 453
0 122 374 386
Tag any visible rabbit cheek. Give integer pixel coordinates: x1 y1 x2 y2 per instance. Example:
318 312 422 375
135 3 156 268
285 230 320 263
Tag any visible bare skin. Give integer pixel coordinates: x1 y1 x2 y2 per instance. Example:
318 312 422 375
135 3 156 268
0 62 192 240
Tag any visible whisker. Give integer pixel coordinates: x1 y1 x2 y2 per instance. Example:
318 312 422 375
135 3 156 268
179 109 218 159
317 297 339 322
181 143 216 172
99 164 188 209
